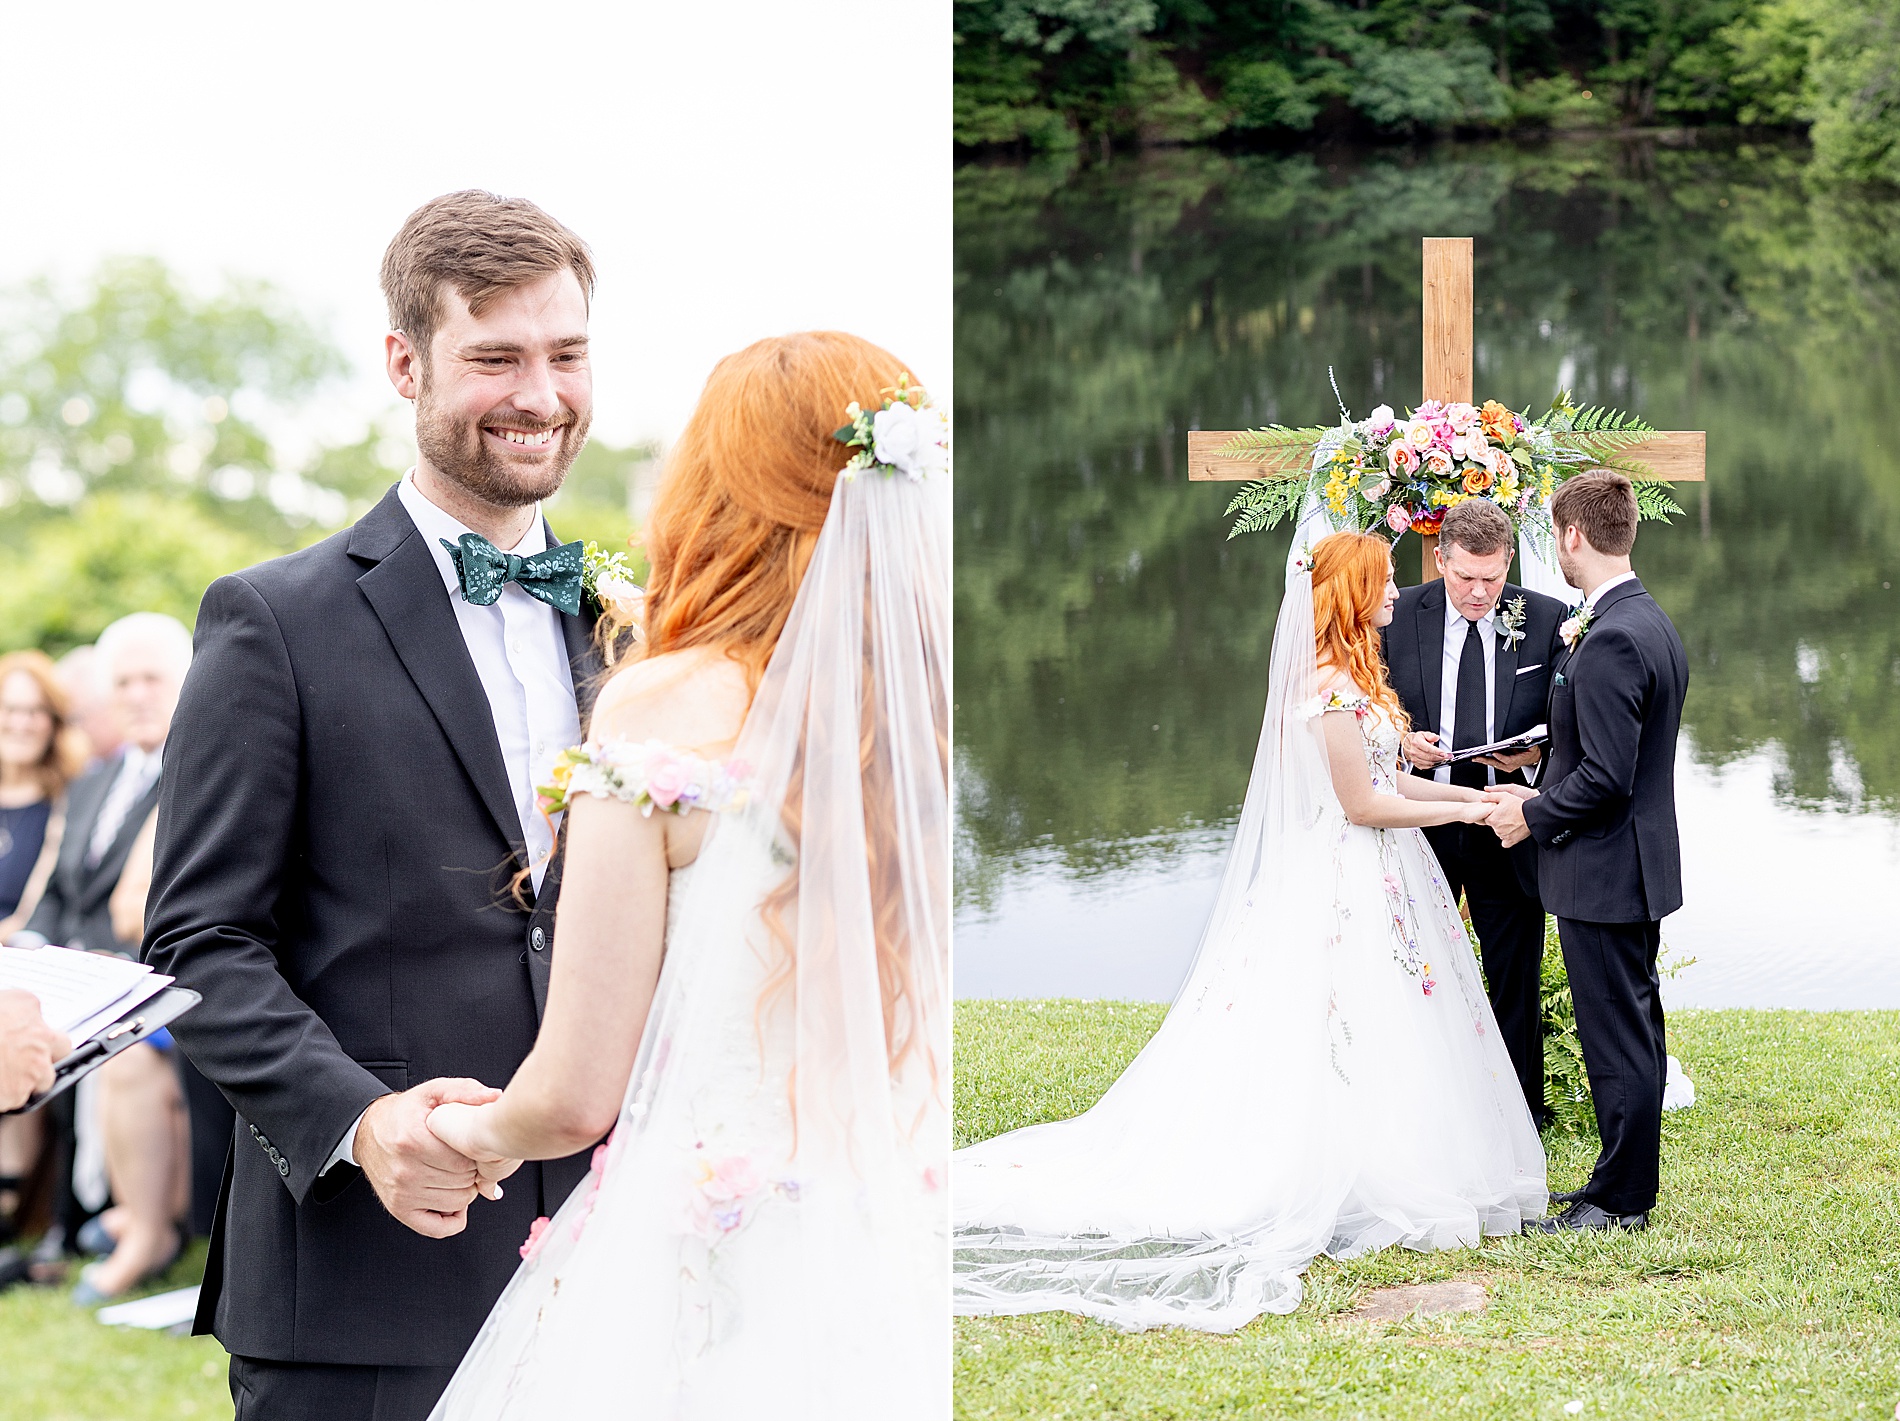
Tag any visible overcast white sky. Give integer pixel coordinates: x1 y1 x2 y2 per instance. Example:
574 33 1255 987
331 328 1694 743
1 0 950 455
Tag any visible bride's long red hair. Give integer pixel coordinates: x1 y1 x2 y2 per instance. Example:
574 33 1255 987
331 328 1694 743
612 331 941 1080
1311 532 1408 729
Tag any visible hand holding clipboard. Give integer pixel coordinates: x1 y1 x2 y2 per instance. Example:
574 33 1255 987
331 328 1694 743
0 989 68 1111
0 945 201 1115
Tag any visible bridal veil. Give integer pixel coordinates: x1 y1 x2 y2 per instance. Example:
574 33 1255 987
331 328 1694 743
434 469 950 1416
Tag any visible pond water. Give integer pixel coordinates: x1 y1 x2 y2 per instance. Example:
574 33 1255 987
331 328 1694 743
954 136 1900 1010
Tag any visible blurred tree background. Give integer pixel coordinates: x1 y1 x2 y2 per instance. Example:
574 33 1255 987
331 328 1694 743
0 260 653 654
955 0 1900 184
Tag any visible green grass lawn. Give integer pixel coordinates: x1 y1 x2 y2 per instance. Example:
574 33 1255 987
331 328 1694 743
0 1240 231 1420
955 1001 1900 1420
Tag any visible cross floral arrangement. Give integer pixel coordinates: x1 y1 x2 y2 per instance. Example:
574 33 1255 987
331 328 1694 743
1221 390 1681 559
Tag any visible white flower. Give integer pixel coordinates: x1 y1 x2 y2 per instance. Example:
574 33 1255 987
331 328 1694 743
1367 403 1394 427
871 402 948 481
594 572 644 622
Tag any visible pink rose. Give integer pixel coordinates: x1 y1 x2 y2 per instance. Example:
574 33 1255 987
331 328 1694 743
645 757 690 808
1425 448 1454 477
520 1215 552 1262
703 1155 763 1202
1388 443 1419 475
1385 504 1412 534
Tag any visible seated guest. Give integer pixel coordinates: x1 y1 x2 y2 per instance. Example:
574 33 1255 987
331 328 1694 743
0 649 86 934
54 645 119 769
0 651 87 1284
0 991 69 1287
26 613 196 1303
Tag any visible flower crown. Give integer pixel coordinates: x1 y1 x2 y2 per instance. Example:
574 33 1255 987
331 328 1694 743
833 373 949 482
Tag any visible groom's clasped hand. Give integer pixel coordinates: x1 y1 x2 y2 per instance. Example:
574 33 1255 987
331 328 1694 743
352 1077 523 1239
1477 782 1538 847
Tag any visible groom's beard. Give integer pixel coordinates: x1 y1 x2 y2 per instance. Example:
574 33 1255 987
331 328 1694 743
414 386 592 510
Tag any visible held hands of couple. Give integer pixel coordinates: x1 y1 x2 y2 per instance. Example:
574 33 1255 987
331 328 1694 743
1479 784 1537 846
0 989 71 1111
354 1078 522 1240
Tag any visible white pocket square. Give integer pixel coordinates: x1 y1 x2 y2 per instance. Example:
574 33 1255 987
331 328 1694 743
1516 664 1544 674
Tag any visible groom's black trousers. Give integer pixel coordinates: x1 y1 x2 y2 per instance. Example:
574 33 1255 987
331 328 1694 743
1557 917 1666 1216
1421 822 1547 1124
230 1356 456 1421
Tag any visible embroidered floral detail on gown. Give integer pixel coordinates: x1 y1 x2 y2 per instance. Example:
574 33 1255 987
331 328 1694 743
952 688 1547 1333
431 738 944 1419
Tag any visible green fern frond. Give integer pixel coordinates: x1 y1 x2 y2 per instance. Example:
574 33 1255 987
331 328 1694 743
1214 426 1332 460
1570 405 1653 435
1633 480 1684 522
1224 477 1309 540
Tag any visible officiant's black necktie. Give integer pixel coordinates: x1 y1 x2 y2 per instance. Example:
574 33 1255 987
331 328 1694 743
1451 617 1488 790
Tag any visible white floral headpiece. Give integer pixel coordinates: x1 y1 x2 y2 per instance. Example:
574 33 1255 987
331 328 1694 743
833 373 949 482
1291 548 1315 576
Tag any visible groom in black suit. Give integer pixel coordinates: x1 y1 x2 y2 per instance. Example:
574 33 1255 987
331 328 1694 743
1381 499 1566 1126
145 193 605 1420
1487 472 1688 1233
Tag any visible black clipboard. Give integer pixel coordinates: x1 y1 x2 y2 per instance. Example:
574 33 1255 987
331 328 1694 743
3 986 201 1116
1442 725 1549 765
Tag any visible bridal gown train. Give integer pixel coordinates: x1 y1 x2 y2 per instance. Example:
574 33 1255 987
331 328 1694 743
954 674 1547 1333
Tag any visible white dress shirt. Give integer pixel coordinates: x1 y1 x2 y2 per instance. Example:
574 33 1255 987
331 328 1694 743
1434 597 1496 787
87 743 163 865
1584 569 1639 612
326 472 582 1175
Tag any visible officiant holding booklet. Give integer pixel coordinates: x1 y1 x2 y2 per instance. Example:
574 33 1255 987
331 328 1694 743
1380 499 1567 1126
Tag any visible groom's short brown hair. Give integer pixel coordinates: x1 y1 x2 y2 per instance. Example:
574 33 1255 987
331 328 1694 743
381 191 595 361
1550 471 1639 555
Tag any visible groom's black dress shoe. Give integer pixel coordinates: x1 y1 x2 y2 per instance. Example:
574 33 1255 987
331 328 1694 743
1547 1187 1588 1206
1526 1201 1648 1234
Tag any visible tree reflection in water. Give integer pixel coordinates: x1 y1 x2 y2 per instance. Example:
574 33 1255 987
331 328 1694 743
956 137 1900 925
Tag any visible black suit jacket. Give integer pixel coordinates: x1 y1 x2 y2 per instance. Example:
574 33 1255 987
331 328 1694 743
24 753 161 956
143 486 601 1366
1380 579 1567 789
1522 577 1688 923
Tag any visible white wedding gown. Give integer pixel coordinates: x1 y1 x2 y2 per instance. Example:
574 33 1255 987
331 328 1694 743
431 472 950 1417
954 574 1545 1333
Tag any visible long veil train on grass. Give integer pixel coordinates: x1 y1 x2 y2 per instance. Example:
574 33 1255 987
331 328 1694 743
953 562 1543 1333
434 468 951 1418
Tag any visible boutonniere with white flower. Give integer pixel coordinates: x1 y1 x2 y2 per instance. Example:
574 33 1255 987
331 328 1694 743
581 542 643 620
1558 603 1595 650
1497 594 1528 649
833 373 948 482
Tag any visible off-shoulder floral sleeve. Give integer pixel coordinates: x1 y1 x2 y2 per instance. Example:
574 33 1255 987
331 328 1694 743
1296 688 1372 722
537 739 750 818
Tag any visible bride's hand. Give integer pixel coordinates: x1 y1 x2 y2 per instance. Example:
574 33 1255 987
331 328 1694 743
1457 799 1496 824
427 1102 524 1200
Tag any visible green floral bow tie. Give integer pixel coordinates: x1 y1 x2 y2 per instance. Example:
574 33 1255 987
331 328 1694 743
442 533 586 616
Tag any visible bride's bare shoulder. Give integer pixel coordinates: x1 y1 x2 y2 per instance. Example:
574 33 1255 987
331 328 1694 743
589 647 749 752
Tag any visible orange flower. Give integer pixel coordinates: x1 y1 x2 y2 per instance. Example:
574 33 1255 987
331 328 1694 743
1463 466 1494 494
1479 400 1514 441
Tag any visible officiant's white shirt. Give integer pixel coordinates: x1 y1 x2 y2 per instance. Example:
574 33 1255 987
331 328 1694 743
1434 596 1496 787
324 472 582 1176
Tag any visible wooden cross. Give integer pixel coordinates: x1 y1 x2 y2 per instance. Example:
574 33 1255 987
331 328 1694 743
1187 237 1706 581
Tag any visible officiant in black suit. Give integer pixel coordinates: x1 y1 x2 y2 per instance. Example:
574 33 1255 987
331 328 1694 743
1487 472 1687 1233
1380 499 1566 1127
144 193 608 1421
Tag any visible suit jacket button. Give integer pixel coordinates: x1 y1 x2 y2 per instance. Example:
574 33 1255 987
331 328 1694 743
530 926 546 952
